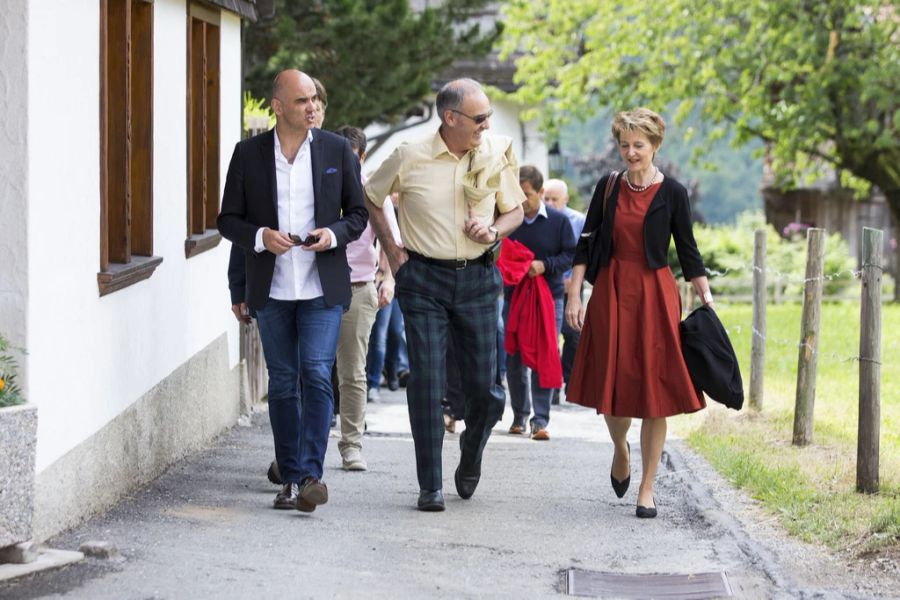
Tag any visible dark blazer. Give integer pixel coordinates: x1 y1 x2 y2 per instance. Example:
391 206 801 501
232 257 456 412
217 128 368 310
680 305 744 410
227 243 246 305
574 174 706 282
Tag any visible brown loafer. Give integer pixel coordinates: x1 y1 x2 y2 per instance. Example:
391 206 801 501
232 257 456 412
296 477 328 513
444 413 456 434
508 423 526 435
273 483 299 509
531 427 550 441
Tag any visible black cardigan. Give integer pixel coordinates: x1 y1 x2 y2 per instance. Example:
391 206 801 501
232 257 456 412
574 174 706 281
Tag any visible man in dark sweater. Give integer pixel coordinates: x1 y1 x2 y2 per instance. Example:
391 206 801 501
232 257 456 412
504 166 576 440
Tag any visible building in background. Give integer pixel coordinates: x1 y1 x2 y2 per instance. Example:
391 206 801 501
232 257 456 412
0 0 257 541
762 162 897 275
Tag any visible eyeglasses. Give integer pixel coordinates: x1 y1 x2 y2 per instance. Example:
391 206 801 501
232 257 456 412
450 108 493 125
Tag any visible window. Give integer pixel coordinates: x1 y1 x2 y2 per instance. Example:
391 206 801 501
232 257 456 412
98 0 162 296
185 3 222 258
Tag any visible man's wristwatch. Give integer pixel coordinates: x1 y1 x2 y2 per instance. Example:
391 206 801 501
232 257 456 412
488 226 500 242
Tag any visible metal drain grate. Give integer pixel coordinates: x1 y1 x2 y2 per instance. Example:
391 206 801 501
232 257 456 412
565 569 733 599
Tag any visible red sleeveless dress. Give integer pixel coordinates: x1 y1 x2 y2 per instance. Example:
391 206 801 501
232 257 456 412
567 179 705 418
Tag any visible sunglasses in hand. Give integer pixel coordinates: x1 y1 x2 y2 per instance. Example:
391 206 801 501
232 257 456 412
289 233 319 247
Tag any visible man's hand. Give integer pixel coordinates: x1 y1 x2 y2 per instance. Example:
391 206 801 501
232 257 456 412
463 218 496 244
300 228 332 252
527 260 546 278
231 303 252 324
385 247 409 276
263 228 294 255
377 279 395 308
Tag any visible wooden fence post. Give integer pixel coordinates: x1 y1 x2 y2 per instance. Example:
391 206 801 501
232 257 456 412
793 228 825 446
750 229 767 411
857 227 883 493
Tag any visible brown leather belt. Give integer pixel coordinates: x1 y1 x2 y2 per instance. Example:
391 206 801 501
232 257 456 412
350 281 370 288
407 250 492 270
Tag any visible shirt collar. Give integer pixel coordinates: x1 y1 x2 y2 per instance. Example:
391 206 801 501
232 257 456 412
431 128 480 160
524 201 548 225
274 128 314 161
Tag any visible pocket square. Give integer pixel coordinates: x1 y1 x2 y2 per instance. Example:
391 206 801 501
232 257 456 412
325 167 338 174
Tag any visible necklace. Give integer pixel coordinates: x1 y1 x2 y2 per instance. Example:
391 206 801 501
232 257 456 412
624 166 659 192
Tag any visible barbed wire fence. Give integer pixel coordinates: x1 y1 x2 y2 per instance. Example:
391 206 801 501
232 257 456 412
684 265 874 365
679 227 886 493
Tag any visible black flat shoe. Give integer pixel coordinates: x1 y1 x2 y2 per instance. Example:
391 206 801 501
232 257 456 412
610 441 631 498
417 489 445 512
636 499 657 519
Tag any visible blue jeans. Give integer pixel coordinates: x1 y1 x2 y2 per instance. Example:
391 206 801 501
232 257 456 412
256 297 343 484
505 294 564 430
366 298 409 389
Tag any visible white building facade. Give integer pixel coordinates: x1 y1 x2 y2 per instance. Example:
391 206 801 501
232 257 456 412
0 0 253 540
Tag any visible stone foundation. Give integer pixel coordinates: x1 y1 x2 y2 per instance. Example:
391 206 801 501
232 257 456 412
32 334 240 542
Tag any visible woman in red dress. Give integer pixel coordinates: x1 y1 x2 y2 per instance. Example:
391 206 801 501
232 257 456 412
564 108 714 519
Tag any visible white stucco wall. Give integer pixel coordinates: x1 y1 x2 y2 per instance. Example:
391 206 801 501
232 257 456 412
364 96 547 180
26 0 241 472
0 0 29 372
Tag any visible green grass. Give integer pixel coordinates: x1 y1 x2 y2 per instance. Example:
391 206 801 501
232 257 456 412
685 301 900 555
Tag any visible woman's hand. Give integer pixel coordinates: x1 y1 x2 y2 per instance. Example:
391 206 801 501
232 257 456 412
565 295 584 332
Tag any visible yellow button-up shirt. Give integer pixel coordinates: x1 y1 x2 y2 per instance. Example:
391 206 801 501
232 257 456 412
365 130 525 260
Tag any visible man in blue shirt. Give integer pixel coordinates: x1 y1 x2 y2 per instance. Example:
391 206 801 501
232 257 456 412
505 167 576 440
543 178 585 404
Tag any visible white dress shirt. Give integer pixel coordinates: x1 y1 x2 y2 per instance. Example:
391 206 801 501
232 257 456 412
253 129 334 301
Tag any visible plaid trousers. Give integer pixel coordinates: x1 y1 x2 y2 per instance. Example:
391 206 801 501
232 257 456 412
396 256 505 491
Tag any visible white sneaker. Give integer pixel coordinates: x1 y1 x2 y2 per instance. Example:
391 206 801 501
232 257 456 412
341 448 368 471
367 387 381 403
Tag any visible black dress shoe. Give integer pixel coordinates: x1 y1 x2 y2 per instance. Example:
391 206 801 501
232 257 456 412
454 464 481 500
267 460 283 486
610 441 631 499
397 370 410 388
636 500 657 519
273 482 299 509
417 489 445 512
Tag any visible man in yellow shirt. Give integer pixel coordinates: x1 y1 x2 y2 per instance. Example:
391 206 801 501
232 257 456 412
365 78 525 511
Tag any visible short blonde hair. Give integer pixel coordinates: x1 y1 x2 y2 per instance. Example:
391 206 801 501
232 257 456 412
611 108 666 149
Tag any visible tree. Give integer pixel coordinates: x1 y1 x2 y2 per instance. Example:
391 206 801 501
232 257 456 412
243 0 500 129
500 1 900 220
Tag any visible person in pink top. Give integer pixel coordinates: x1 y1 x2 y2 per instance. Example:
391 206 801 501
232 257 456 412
332 126 401 470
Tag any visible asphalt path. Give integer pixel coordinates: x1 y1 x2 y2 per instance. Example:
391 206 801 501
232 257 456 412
2 388 897 599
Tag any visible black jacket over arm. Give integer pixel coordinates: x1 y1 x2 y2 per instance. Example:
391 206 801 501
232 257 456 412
217 128 368 310
574 174 706 282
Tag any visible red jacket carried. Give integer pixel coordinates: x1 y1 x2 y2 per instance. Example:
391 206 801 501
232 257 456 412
498 239 563 389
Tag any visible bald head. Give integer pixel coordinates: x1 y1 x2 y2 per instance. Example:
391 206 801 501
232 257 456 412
543 179 569 211
270 69 319 134
272 69 315 102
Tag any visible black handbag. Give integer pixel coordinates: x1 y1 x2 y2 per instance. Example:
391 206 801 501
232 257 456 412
584 171 619 284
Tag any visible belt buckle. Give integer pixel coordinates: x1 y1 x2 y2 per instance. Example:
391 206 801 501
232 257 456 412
454 258 467 270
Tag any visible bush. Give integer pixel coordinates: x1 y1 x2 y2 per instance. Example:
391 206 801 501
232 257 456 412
669 211 857 298
0 335 25 408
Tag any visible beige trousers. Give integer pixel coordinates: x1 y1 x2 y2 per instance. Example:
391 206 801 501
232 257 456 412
336 281 379 453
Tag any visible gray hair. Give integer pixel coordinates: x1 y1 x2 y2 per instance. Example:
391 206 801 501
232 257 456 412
544 178 568 197
436 78 482 124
